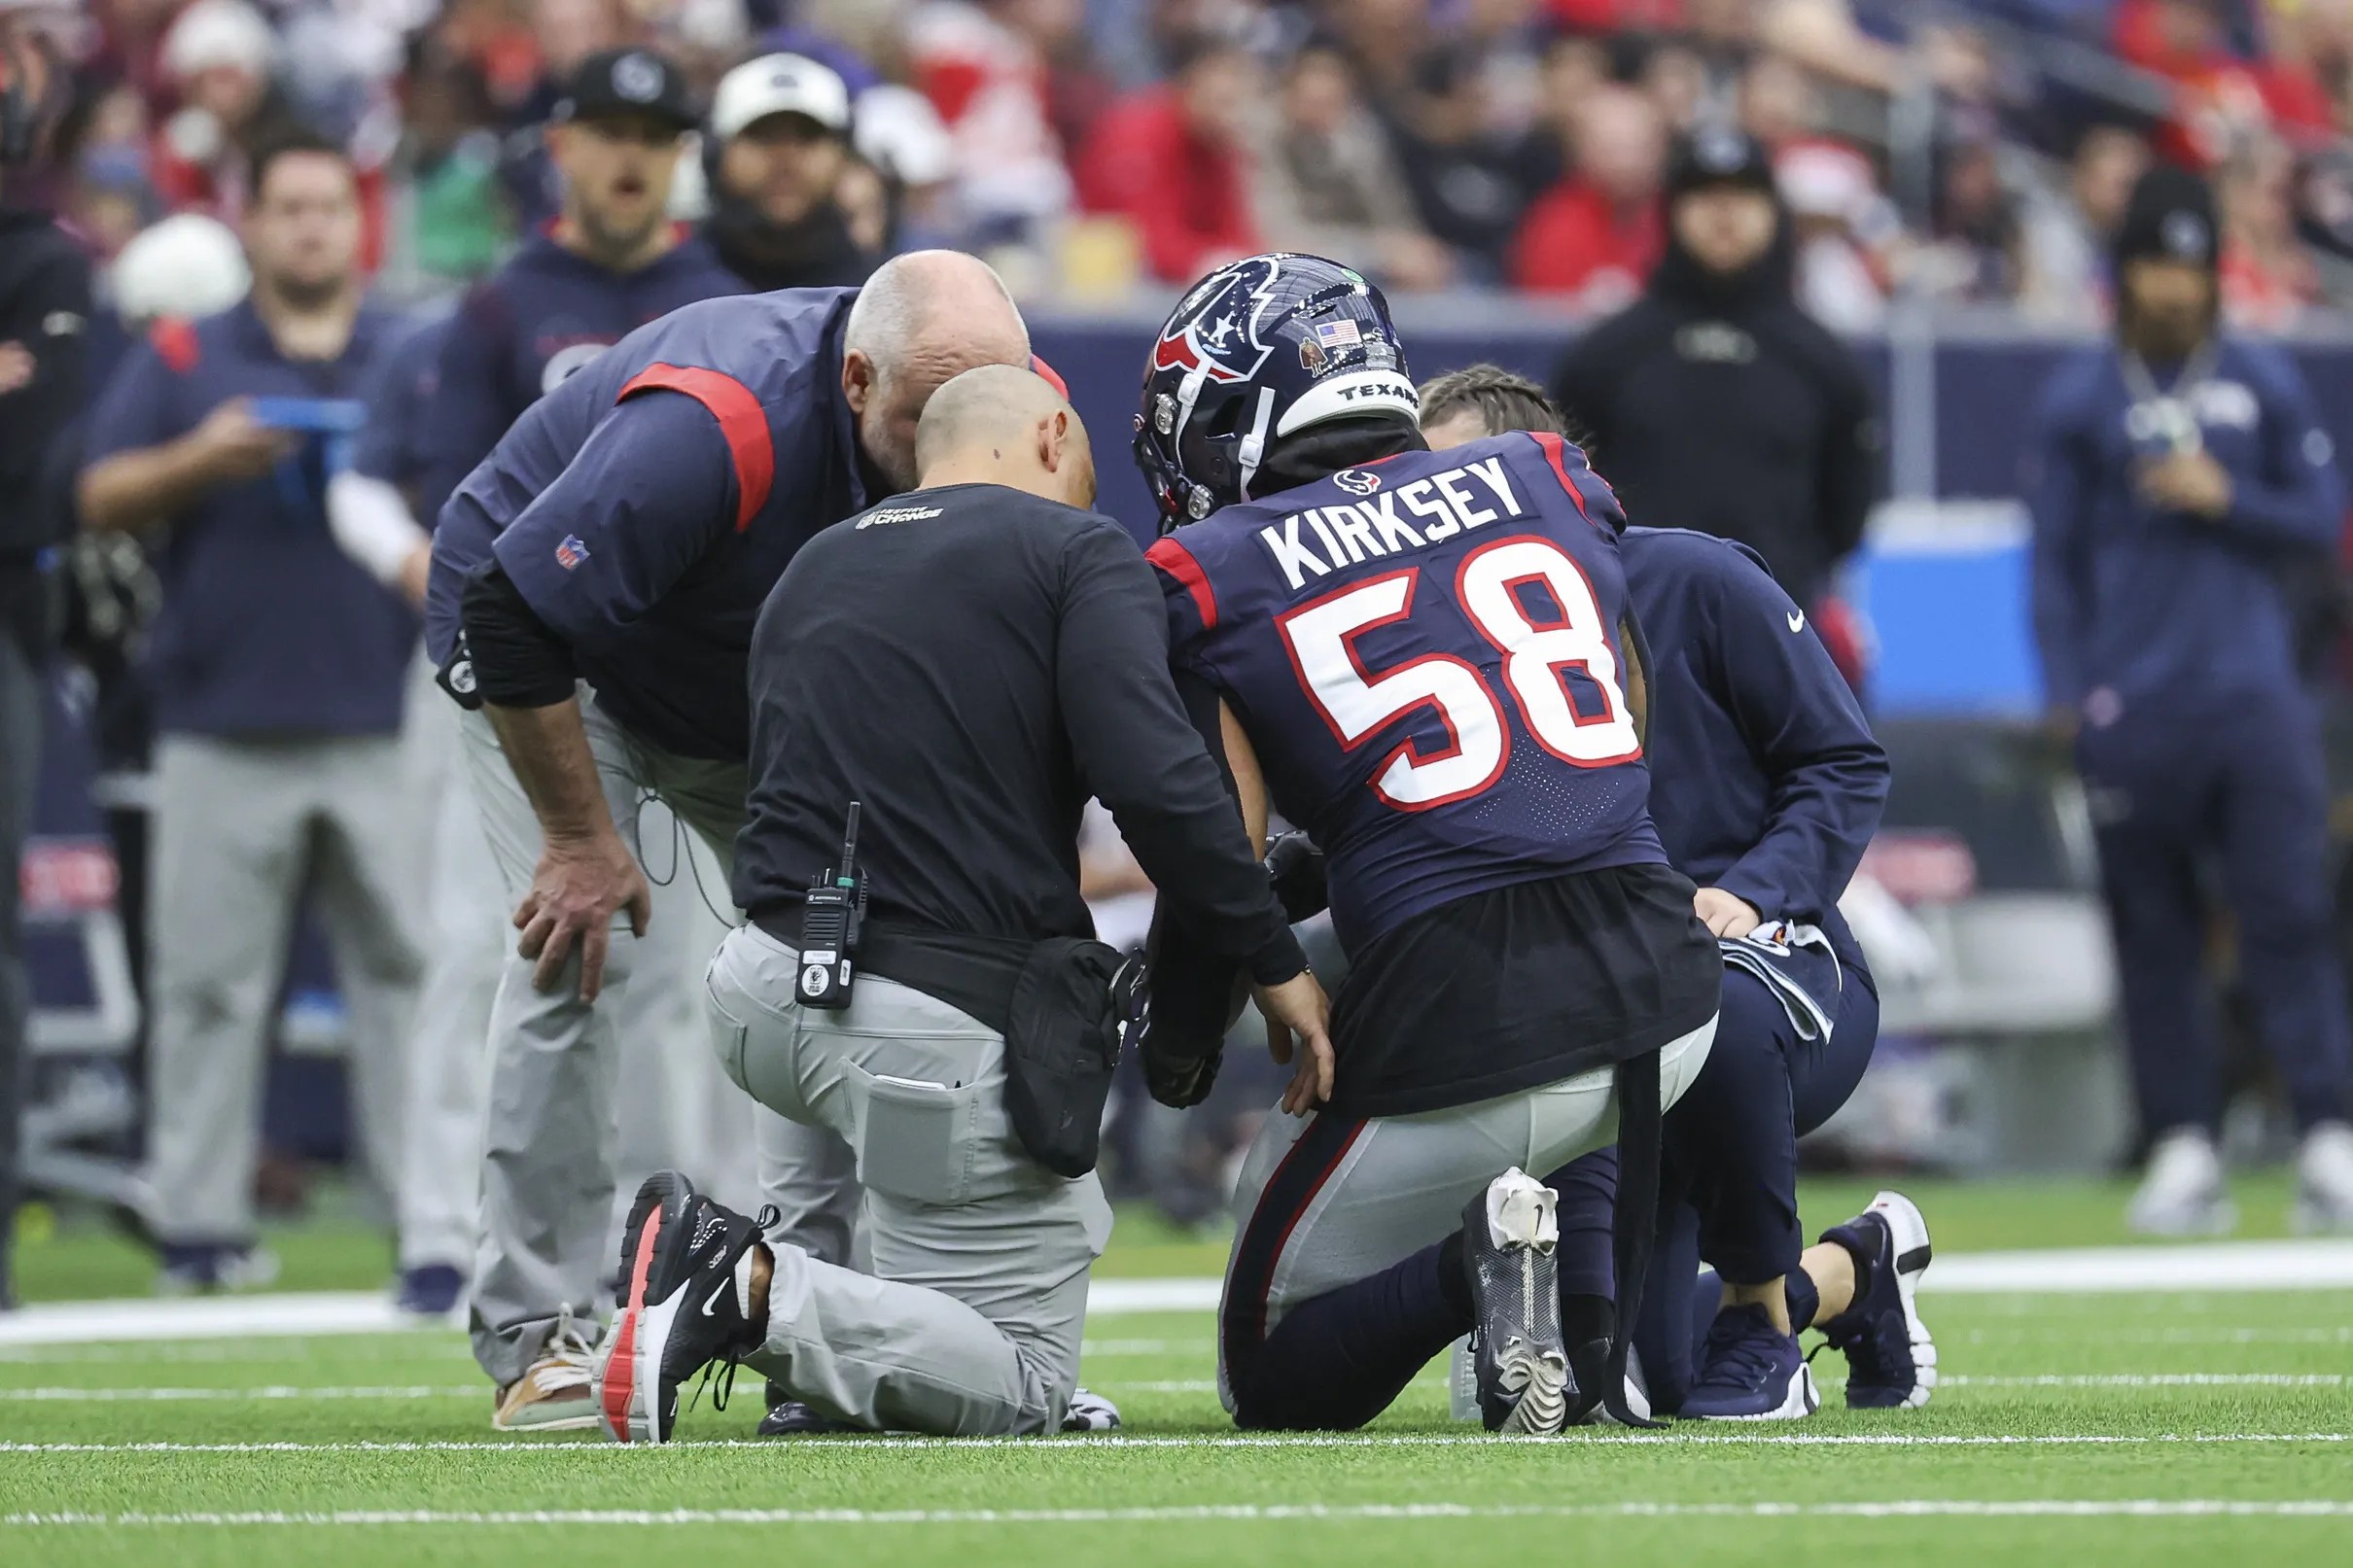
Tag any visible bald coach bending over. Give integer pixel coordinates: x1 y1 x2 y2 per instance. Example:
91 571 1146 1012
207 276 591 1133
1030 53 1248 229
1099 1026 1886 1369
587 366 1328 1442
434 253 1036 1427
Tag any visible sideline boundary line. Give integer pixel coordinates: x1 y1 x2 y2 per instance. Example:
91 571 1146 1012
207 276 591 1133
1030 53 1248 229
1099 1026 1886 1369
9 1500 2353 1526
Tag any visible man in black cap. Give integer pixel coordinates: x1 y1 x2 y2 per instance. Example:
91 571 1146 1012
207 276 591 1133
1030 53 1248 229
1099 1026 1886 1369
2028 163 2353 1237
417 47 740 514
1550 125 1879 616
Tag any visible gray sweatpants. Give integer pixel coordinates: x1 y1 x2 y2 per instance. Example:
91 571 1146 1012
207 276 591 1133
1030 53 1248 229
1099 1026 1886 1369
142 732 427 1245
461 694 855 1385
708 923 1112 1436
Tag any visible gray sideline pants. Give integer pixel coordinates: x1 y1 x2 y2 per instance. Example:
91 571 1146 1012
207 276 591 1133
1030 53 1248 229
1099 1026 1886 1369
460 692 853 1385
707 923 1112 1435
141 731 426 1244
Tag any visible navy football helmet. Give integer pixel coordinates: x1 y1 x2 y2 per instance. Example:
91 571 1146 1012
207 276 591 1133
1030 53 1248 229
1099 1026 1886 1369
1135 253 1418 531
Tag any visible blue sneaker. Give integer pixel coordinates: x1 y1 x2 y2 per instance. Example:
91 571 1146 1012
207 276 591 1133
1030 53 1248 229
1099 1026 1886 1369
1678 1303 1819 1419
396 1264 466 1318
1817 1190 1937 1410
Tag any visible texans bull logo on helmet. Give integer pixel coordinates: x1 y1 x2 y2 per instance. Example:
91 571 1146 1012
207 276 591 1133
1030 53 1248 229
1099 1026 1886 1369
1149 255 1291 386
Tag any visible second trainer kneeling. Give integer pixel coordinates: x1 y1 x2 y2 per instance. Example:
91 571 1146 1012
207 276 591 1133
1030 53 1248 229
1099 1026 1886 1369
592 364 1329 1443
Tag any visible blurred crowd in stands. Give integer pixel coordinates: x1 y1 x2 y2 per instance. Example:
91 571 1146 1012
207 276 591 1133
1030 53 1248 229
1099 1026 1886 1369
12 0 2353 328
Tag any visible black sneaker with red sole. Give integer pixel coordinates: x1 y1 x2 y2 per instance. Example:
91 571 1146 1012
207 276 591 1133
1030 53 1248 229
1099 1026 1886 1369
592 1171 769 1444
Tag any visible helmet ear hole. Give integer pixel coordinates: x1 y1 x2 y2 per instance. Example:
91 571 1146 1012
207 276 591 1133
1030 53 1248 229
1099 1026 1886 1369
1200 395 1250 440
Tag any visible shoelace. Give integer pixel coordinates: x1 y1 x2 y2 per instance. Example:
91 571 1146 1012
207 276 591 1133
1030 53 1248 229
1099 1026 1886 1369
532 1305 598 1393
684 1203 782 1419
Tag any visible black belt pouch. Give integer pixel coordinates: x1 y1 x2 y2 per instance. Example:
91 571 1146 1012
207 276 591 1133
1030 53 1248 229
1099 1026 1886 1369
1002 937 1141 1179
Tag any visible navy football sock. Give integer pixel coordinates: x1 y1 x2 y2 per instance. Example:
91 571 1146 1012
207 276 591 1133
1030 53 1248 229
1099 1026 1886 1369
1234 1239 1468 1431
1785 1270 1820 1334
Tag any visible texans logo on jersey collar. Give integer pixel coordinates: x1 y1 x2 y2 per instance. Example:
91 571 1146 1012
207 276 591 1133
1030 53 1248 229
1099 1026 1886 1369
1149 255 1288 385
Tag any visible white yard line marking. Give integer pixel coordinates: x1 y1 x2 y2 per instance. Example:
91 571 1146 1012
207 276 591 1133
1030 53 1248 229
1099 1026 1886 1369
0 1433 2343 1455
1943 1374 2346 1388
8 1500 2353 1526
1087 1374 2351 1396
0 1386 483 1402
7 1240 2353 1348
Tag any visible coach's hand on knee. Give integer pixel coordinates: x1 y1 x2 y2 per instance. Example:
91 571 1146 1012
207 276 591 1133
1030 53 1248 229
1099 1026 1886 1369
1255 970 1335 1116
512 828 653 1001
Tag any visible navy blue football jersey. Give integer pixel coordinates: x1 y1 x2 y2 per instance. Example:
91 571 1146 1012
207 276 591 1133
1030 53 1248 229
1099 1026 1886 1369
1147 431 1667 955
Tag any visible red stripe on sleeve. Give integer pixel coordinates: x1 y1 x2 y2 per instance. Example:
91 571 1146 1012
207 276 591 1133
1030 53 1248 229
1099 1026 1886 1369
1528 430 1595 526
1030 354 1069 398
616 364 774 533
1145 536 1218 631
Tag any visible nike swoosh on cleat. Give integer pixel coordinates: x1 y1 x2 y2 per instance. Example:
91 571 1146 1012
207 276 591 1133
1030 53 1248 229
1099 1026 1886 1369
700 1279 732 1318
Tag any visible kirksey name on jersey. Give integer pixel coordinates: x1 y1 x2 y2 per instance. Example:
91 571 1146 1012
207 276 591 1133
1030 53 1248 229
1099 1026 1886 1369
1146 430 1668 956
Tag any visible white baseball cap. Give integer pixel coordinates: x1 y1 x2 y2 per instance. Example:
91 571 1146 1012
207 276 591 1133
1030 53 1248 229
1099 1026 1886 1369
112 214 250 323
710 52 852 142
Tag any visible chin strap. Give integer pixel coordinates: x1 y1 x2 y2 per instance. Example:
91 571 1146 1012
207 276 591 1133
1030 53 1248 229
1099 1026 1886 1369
1234 387 1277 501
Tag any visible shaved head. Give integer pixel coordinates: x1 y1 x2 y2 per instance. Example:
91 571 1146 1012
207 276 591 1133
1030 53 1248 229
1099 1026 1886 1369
914 365 1096 508
842 250 1033 493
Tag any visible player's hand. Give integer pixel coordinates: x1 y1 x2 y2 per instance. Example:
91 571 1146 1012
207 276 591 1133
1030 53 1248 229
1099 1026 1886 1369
191 398 296 481
1254 968 1335 1116
2136 450 2231 519
1694 887 1762 940
513 828 652 1001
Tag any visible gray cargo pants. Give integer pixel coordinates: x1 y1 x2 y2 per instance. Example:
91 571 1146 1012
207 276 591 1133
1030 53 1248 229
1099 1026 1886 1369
460 693 855 1386
707 923 1112 1435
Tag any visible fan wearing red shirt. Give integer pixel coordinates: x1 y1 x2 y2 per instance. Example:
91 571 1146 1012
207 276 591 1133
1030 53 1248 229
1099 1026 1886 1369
1076 37 1260 284
1510 84 1667 304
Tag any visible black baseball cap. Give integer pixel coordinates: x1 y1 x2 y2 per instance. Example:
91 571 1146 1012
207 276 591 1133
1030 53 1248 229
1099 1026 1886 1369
554 48 696 132
1668 125 1777 200
2114 163 2219 274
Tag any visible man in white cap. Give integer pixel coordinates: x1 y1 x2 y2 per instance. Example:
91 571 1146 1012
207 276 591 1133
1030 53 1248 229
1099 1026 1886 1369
703 52 881 292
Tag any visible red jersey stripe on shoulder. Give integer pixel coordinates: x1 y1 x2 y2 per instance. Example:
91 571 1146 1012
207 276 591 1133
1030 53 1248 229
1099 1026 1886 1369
1526 430 1594 526
150 318 199 375
616 364 773 533
1030 354 1069 398
1145 535 1218 630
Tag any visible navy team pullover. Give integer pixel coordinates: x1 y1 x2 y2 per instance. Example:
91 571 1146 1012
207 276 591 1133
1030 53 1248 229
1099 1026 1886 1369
1623 526 1887 973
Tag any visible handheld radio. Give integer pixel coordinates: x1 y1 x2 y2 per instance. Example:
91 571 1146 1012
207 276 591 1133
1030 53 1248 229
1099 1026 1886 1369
797 802 866 1009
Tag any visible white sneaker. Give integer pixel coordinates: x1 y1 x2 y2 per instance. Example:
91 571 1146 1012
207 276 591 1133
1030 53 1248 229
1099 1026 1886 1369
2292 1123 2353 1234
2126 1129 2236 1237
492 1307 601 1432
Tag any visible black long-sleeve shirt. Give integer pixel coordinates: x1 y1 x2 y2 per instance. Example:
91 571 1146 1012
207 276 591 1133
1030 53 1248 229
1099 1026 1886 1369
734 481 1305 983
0 210 91 565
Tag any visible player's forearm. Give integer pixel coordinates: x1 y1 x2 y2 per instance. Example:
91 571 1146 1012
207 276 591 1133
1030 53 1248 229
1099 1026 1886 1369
78 439 217 534
483 697 617 846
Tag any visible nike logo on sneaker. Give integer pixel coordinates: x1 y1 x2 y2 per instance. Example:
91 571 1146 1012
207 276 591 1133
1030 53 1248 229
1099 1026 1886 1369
1786 610 1806 633
700 1278 732 1318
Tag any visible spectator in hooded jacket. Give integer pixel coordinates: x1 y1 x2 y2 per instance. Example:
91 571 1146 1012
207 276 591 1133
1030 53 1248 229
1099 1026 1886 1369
1551 126 1878 615
1076 35 1259 284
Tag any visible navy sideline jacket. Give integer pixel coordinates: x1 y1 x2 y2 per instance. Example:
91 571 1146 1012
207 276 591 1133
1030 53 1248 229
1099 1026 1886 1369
2028 337 2344 714
430 287 868 761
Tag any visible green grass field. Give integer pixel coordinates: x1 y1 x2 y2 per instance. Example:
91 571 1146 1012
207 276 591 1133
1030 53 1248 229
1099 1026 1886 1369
4 1176 2350 1567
